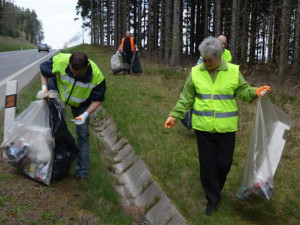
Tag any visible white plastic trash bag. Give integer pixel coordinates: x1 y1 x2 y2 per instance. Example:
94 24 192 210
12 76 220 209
1 100 55 185
111 53 122 74
236 95 292 201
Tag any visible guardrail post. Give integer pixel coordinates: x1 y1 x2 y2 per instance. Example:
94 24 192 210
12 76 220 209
3 80 18 158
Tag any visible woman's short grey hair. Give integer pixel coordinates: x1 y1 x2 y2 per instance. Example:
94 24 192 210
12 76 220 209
198 37 223 58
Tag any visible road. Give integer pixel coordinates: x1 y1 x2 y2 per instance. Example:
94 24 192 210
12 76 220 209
0 49 58 112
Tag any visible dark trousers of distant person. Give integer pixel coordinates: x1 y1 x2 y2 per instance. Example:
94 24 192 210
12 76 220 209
195 130 236 208
122 51 133 75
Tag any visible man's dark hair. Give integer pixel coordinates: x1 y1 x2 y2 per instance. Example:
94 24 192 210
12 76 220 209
69 52 89 70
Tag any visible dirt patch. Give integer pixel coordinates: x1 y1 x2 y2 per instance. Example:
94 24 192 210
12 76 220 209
0 153 101 225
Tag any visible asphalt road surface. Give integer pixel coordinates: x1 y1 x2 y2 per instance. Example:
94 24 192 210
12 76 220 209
0 49 58 112
0 49 56 80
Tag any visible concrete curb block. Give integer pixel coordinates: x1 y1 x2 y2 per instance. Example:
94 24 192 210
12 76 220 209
113 151 139 174
113 143 133 161
91 108 187 225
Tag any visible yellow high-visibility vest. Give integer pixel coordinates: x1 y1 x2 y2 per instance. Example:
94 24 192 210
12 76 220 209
222 49 232 63
191 63 239 132
52 53 104 107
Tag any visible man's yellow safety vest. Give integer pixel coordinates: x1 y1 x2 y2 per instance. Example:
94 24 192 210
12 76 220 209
222 49 232 63
52 53 104 107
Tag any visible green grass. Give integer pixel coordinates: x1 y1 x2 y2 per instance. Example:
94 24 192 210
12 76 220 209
81 45 298 224
0 69 132 224
1 44 300 225
0 35 36 52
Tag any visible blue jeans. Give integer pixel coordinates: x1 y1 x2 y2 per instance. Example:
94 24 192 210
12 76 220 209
71 106 90 178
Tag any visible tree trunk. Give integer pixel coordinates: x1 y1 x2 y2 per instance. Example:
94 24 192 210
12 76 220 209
122 1 127 35
170 0 181 66
160 0 166 59
190 0 196 55
107 0 111 46
267 0 274 64
203 0 209 38
113 0 119 49
195 0 201 54
138 1 142 51
249 1 258 65
240 0 249 65
147 0 152 53
279 0 291 78
293 0 300 74
164 0 173 63
214 0 221 36
230 0 239 63
153 0 159 52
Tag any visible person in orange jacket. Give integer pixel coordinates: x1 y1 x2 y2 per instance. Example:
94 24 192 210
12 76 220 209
118 31 138 75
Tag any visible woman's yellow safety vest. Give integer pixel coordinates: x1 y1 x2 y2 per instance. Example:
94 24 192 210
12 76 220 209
191 63 239 132
52 53 104 107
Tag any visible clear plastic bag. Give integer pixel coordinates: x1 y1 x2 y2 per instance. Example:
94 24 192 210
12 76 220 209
1 100 55 185
236 95 292 201
111 53 122 74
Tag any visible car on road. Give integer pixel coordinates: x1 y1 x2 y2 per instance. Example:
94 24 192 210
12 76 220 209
38 43 49 52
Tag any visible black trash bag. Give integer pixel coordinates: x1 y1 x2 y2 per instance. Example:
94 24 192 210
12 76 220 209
179 83 193 130
181 109 192 130
48 98 78 182
132 53 142 73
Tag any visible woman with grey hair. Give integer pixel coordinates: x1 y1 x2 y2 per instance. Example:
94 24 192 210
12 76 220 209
164 37 271 216
199 36 223 59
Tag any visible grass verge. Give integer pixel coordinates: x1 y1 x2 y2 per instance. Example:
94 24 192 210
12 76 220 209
0 35 36 52
73 45 298 225
1 44 299 225
0 71 132 224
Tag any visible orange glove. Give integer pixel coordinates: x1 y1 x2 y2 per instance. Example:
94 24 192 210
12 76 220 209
255 86 271 97
164 116 176 129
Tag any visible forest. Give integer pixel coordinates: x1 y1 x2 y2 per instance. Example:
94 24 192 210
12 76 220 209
1 0 299 78
0 0 44 45
75 0 300 77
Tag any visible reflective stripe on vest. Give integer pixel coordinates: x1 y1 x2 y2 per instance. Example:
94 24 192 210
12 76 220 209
192 109 238 118
61 75 96 89
195 93 235 100
52 53 104 107
191 63 239 132
120 37 135 52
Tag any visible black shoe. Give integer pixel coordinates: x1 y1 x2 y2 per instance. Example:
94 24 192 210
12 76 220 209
205 203 217 216
127 69 131 74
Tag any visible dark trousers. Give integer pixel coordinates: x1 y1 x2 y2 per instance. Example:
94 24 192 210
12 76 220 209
195 130 236 206
122 51 133 73
71 106 90 178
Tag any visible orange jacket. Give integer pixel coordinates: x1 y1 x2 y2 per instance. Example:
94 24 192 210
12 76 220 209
120 37 135 52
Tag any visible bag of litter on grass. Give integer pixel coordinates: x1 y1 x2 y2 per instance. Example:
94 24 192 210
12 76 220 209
1 100 54 185
236 95 292 201
132 52 142 73
111 53 123 74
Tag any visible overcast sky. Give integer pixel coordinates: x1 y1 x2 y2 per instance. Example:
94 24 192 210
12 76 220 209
14 0 89 49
